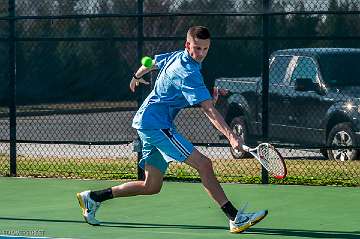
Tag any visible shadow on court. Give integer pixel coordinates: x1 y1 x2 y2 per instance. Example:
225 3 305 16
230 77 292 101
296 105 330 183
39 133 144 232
0 217 359 239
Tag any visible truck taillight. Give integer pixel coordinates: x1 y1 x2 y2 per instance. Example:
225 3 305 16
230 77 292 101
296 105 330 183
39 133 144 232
212 87 229 103
219 88 229 96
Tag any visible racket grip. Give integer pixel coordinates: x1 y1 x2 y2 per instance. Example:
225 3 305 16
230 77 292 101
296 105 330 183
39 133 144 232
241 144 250 152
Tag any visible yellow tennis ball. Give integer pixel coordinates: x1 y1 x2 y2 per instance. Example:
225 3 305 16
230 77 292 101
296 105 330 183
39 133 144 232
141 56 153 68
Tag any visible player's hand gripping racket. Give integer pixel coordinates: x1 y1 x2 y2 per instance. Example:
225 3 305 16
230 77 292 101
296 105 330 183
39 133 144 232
242 143 287 179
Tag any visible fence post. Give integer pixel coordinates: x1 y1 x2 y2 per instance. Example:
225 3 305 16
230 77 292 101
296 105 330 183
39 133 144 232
136 0 145 180
8 0 16 177
261 0 270 184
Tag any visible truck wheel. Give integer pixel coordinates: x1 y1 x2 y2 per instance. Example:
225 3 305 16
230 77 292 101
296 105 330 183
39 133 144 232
230 117 250 159
326 123 359 161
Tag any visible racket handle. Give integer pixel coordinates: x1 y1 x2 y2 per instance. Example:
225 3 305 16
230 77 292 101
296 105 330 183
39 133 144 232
241 144 250 152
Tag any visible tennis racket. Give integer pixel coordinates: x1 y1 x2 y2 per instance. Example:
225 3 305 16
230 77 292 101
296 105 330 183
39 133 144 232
242 143 287 179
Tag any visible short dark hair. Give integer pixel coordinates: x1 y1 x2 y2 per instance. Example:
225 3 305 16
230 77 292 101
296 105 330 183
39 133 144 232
187 26 211 40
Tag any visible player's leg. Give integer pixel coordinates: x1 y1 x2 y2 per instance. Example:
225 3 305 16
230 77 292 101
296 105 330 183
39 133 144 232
76 130 167 226
185 148 268 233
90 163 163 199
111 164 163 197
185 148 237 218
148 129 240 223
184 148 228 206
107 140 168 197
76 163 164 226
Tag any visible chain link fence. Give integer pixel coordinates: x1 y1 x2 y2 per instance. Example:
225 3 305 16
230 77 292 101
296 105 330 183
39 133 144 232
0 0 360 186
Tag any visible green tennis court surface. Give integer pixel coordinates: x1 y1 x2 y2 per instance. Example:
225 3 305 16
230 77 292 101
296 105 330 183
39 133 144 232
0 177 359 239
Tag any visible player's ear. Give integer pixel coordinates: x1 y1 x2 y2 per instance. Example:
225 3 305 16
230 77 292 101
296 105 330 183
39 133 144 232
185 41 190 50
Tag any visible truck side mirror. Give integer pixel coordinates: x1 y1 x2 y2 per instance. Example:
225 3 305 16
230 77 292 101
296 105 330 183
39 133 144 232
294 78 315 91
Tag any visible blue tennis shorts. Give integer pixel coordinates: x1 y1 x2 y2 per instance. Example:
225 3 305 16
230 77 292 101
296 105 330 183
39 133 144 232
137 128 194 174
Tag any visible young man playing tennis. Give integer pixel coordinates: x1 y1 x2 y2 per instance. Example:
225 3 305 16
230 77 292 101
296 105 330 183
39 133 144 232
77 26 267 233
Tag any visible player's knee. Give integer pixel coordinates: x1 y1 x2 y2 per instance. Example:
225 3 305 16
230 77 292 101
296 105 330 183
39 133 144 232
151 186 161 195
144 185 161 195
142 180 162 195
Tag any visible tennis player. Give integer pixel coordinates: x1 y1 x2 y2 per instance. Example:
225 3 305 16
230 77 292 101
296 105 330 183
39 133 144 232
77 26 267 233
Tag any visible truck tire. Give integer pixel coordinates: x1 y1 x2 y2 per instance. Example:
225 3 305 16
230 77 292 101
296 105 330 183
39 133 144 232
326 123 359 161
229 117 250 159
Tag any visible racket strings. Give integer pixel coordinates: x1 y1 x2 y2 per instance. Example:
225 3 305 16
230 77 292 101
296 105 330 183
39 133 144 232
258 144 286 176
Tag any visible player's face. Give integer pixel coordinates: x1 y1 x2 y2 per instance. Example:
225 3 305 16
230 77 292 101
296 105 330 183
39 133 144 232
185 37 210 63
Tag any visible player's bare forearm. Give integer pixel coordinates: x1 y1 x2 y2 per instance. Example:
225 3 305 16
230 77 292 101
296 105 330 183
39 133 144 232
201 100 244 151
200 100 239 143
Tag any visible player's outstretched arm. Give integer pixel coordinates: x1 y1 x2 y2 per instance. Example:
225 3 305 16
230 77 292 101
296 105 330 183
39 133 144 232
200 99 244 151
129 60 157 92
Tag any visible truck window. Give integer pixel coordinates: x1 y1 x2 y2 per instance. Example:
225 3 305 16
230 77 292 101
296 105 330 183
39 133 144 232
269 56 292 85
320 53 360 86
290 57 318 86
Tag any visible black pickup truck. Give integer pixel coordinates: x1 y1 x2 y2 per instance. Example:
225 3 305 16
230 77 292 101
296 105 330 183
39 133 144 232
213 48 360 161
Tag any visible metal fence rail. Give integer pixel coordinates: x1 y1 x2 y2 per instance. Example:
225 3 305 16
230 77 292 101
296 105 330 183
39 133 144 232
0 0 360 186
